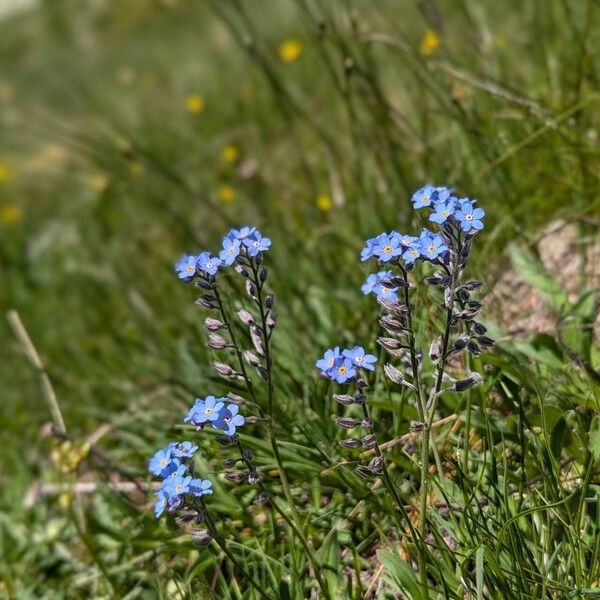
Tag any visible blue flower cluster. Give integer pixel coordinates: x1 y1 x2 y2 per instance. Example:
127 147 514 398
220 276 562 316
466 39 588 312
316 345 377 383
361 185 484 300
148 441 212 518
175 227 272 281
185 396 245 437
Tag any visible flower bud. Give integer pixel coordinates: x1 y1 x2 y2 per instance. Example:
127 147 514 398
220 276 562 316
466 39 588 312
471 322 487 335
368 456 384 473
429 336 443 361
334 416 360 429
266 313 277 328
208 333 228 349
333 394 354 405
213 362 237 378
453 336 469 351
383 363 403 384
192 529 213 546
250 326 265 355
242 448 253 461
361 418 374 430
361 434 377 449
227 392 246 404
355 465 375 479
215 435 236 447
204 317 225 331
478 335 495 347
223 458 238 468
379 315 405 334
466 340 481 355
356 378 369 390
410 421 425 432
265 293 274 309
255 491 270 505
259 267 268 283
225 471 246 483
338 438 362 449
248 471 261 485
246 280 257 298
237 309 254 325
243 350 261 367
378 299 409 316
196 296 217 309
378 337 402 351
235 265 249 277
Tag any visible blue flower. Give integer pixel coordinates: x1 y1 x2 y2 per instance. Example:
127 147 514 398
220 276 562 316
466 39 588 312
419 231 448 260
196 252 221 276
316 347 341 373
454 201 485 232
372 232 403 262
429 198 457 224
169 441 198 459
162 462 186 482
213 403 245 436
362 271 399 301
219 236 241 266
154 490 168 518
399 234 419 248
228 226 256 241
361 234 385 262
434 186 453 202
343 346 377 371
163 474 192 498
185 396 225 425
149 447 178 477
330 357 356 383
402 244 422 264
190 478 213 497
412 185 436 209
175 254 197 281
243 231 272 257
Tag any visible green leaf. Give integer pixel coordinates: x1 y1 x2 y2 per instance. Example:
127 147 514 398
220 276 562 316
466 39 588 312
588 416 600 462
377 549 424 600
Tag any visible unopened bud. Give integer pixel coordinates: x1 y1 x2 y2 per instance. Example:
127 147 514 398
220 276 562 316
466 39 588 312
334 416 360 429
208 333 228 350
204 317 225 331
192 529 212 546
338 438 362 449
368 457 384 473
237 309 254 325
384 363 403 384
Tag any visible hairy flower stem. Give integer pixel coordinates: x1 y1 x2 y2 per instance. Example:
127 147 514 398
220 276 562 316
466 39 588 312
213 283 262 414
235 440 331 600
246 260 299 522
397 264 430 596
200 499 275 600
360 403 421 547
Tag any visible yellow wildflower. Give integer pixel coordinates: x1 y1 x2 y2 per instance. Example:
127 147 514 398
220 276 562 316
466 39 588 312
51 440 90 474
220 145 240 164
0 203 22 224
420 29 440 56
218 185 236 203
89 172 108 192
279 39 302 62
316 194 333 212
186 94 205 114
0 161 13 184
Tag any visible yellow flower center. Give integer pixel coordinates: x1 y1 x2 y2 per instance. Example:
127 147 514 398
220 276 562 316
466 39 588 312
383 245 393 253
338 366 347 375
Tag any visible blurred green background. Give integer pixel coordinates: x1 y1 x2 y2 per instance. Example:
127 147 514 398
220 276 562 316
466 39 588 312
1 0 599 596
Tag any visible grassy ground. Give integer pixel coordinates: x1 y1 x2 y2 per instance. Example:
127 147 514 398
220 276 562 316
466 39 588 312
1 0 599 598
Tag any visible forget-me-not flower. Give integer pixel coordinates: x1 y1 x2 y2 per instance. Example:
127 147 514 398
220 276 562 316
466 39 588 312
419 231 448 260
316 347 341 374
148 447 178 477
372 232 403 262
412 184 436 208
429 198 457 224
196 252 221 276
243 231 272 257
175 255 197 281
454 201 485 232
154 490 169 518
219 236 241 266
343 346 377 371
169 441 198 459
190 478 213 497
186 396 225 425
213 403 245 436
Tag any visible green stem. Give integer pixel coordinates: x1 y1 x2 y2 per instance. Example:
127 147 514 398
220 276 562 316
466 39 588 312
201 500 275 600
235 440 330 599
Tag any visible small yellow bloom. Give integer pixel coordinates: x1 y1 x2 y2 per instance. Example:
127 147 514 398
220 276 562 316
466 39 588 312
220 145 240 164
218 185 236 203
0 162 13 184
279 39 302 62
420 29 440 56
89 172 108 192
0 203 22 224
51 440 90 474
316 194 333 212
58 493 73 509
186 94 205 114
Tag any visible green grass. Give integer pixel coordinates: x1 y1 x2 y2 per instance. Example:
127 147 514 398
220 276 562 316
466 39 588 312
0 0 599 597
